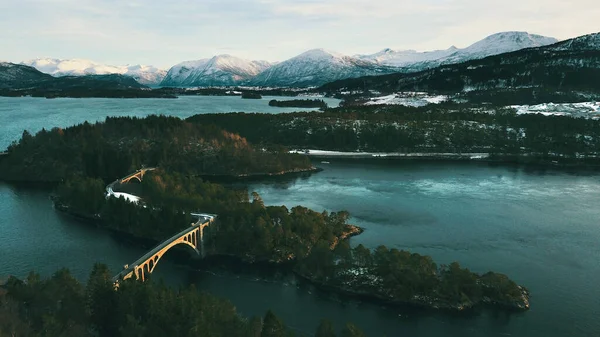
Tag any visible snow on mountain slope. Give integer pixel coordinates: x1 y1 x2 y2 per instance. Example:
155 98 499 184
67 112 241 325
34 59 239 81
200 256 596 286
441 32 558 63
357 47 458 67
159 59 210 86
545 32 600 51
250 49 395 87
160 55 271 87
22 58 167 85
0 62 54 89
360 32 557 71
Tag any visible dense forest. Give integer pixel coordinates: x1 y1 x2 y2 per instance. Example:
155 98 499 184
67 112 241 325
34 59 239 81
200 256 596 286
0 265 367 337
188 104 600 165
0 115 313 183
296 243 529 310
55 170 360 262
269 99 328 109
242 92 263 99
54 169 529 311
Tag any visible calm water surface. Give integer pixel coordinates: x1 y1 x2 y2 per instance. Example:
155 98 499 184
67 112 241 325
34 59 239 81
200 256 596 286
1 162 599 337
0 99 599 336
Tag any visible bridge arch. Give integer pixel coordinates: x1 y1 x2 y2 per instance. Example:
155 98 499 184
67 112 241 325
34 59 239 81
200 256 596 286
132 233 201 282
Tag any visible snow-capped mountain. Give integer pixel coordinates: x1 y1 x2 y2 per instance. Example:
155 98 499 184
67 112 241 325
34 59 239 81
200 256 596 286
249 49 396 87
545 32 600 51
440 32 558 63
321 31 600 94
359 32 557 71
160 55 271 87
0 62 53 89
357 47 459 67
22 58 167 85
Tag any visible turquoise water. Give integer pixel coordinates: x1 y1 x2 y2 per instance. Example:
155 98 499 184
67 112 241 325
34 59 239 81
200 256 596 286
1 99 599 336
1 162 599 336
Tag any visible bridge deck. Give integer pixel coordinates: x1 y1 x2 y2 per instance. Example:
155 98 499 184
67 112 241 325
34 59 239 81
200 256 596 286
113 214 215 281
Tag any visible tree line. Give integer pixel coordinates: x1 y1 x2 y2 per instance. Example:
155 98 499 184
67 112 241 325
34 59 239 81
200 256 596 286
56 169 355 262
0 115 312 183
187 104 600 164
54 169 528 311
0 264 367 337
296 242 527 310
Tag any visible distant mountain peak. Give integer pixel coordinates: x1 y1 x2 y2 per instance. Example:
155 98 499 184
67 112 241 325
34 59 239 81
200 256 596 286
295 48 346 60
357 31 557 70
22 58 167 85
160 54 272 87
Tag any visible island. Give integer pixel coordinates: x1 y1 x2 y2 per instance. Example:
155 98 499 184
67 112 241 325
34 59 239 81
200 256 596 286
49 167 530 312
0 117 531 313
241 91 262 99
0 115 314 183
268 99 328 109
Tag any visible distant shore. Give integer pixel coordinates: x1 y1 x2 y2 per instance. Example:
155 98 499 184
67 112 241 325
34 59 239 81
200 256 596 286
292 149 600 168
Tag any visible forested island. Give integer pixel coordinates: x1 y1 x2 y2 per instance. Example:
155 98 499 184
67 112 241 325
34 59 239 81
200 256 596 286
0 115 314 183
50 167 529 312
0 265 367 337
269 99 328 109
188 102 600 166
0 115 530 315
242 92 262 99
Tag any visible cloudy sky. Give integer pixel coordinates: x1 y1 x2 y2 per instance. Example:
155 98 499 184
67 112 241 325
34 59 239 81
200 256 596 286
1 0 598 68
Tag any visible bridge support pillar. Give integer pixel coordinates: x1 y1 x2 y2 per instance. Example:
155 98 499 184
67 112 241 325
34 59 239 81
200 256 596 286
200 226 205 258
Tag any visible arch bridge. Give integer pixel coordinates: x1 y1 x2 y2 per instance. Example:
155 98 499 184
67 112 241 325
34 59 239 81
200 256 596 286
112 213 216 286
119 167 157 184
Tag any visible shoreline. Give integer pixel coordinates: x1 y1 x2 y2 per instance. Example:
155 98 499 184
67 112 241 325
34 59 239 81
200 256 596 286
0 166 321 185
293 149 600 168
51 200 529 313
294 270 530 313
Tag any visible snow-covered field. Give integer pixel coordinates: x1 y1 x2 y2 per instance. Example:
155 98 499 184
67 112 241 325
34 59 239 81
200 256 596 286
510 102 600 119
364 92 448 107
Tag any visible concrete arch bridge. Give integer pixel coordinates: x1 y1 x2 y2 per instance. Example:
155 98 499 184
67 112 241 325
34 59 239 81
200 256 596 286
107 168 216 286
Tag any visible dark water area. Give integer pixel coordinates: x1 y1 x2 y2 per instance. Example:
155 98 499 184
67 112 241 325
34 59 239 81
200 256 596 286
2 161 600 336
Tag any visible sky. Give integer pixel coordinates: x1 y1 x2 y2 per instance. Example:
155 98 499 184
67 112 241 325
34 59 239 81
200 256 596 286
1 0 598 68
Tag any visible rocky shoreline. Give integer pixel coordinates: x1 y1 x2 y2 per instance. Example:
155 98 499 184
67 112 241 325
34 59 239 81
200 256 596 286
295 270 530 312
51 184 530 315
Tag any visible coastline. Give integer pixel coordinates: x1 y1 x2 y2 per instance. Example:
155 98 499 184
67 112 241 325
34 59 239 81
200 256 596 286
292 149 600 168
294 269 530 312
51 198 530 313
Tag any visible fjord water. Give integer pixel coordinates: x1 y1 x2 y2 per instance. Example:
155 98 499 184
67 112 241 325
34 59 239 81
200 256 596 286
1 162 599 337
0 96 341 149
1 97 599 336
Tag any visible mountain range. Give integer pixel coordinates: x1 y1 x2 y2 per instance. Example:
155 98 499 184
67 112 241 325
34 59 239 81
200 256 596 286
21 59 167 86
160 55 272 87
16 31 561 88
320 32 600 96
357 32 558 70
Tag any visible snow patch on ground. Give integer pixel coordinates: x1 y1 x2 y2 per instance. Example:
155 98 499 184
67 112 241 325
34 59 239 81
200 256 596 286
365 92 448 107
510 102 600 119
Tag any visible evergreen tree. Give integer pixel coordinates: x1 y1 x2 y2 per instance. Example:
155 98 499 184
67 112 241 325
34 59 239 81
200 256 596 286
261 310 286 337
315 319 337 337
